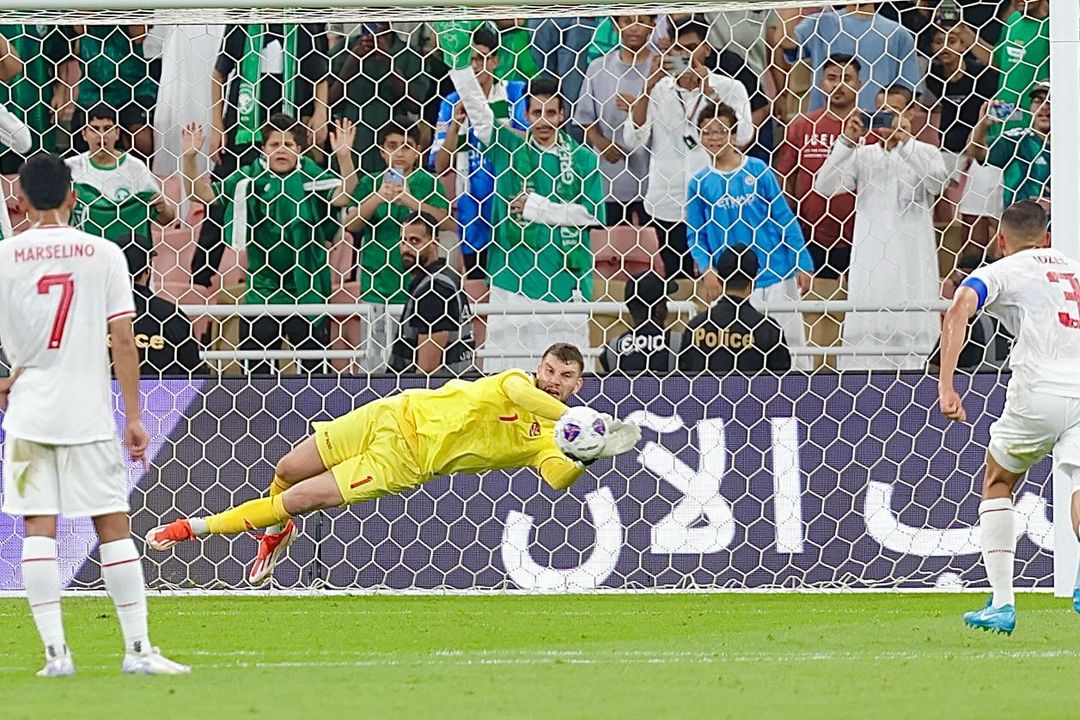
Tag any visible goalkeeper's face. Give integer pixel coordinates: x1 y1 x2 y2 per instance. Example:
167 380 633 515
535 355 584 402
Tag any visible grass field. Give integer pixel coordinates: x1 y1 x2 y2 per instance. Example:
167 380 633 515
1 593 1077 719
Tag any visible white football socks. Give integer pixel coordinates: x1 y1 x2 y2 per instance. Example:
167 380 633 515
979 498 1016 608
21 536 67 660
99 539 150 655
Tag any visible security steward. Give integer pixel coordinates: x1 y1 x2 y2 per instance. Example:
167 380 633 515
600 271 683 374
680 244 792 373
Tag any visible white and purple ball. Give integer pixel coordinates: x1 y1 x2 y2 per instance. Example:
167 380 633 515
554 406 608 461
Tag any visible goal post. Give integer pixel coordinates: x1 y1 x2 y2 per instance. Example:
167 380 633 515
1049 0 1079 598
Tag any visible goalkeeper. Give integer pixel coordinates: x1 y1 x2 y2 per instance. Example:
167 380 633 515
147 343 640 584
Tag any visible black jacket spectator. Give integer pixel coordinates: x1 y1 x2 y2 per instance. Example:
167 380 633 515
680 298 791 373
924 49 999 154
131 285 206 376
119 235 205 377
601 321 686 374
389 215 476 375
600 272 682 374
679 245 792 374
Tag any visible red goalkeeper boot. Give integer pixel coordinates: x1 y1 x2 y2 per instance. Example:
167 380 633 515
145 519 196 551
247 520 297 586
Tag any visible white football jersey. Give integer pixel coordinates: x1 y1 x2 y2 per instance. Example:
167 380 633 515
966 248 1080 396
0 226 135 444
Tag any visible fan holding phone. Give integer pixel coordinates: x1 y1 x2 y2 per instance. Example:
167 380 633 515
814 102 949 371
620 20 755 279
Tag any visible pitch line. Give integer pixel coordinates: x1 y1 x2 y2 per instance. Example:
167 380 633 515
1 647 1079 672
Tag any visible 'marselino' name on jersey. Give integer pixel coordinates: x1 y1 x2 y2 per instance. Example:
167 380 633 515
0 226 135 444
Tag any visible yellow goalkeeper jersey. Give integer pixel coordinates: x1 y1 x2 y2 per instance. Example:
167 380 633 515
402 369 584 489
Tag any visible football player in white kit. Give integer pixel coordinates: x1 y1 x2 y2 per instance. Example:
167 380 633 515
938 200 1080 635
0 154 188 676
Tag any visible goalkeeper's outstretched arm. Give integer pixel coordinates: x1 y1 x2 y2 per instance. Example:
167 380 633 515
540 457 585 491
501 372 569 421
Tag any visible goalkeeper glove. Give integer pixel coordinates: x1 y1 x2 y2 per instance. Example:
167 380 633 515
597 414 642 458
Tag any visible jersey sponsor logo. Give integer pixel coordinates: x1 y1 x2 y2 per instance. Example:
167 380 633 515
13 243 96 263
714 193 755 209
499 413 519 422
693 327 755 350
529 421 541 437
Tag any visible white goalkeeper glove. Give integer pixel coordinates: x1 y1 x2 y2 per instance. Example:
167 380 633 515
596 413 641 458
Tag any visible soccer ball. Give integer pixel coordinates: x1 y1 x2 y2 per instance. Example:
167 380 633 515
554 406 608 461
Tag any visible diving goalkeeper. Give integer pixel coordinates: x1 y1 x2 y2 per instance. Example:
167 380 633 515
146 343 640 584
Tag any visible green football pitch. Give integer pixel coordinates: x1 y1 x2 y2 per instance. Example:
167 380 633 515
1 593 1077 719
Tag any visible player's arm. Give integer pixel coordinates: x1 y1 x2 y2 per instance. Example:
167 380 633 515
0 366 23 411
109 315 149 462
501 372 568 421
106 246 149 462
937 285 980 422
539 456 586 491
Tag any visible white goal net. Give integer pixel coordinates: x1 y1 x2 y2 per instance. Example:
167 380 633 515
0 0 1062 592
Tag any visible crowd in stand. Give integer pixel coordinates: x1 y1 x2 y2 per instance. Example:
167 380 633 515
0 1 1051 376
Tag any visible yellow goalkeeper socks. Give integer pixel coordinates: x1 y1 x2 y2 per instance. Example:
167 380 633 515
205 495 292 535
269 475 290 497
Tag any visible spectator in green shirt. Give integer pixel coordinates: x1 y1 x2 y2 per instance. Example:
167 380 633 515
966 83 1050 213
444 25 605 370
991 0 1048 120
66 105 174 248
181 114 358 374
70 25 157 159
344 121 452 306
492 20 541 82
0 25 66 173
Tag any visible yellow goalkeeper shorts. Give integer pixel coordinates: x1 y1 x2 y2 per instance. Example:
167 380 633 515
312 395 425 506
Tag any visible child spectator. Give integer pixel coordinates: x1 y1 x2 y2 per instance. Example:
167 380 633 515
687 101 812 366
180 115 357 374
67 105 175 246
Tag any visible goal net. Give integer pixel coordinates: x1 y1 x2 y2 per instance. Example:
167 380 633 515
0 0 1059 592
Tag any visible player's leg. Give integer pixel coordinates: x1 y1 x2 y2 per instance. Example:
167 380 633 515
1049 425 1080 613
60 440 189 674
146 434 330 549
22 515 74 677
1072 487 1080 613
965 393 1059 634
973 454 1024 610
3 437 73 676
92 512 189 675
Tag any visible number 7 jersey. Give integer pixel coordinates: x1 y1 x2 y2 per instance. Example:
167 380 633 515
0 226 135 444
963 247 1080 397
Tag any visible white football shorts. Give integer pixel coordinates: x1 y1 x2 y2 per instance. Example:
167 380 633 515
2 435 129 517
988 386 1080 485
